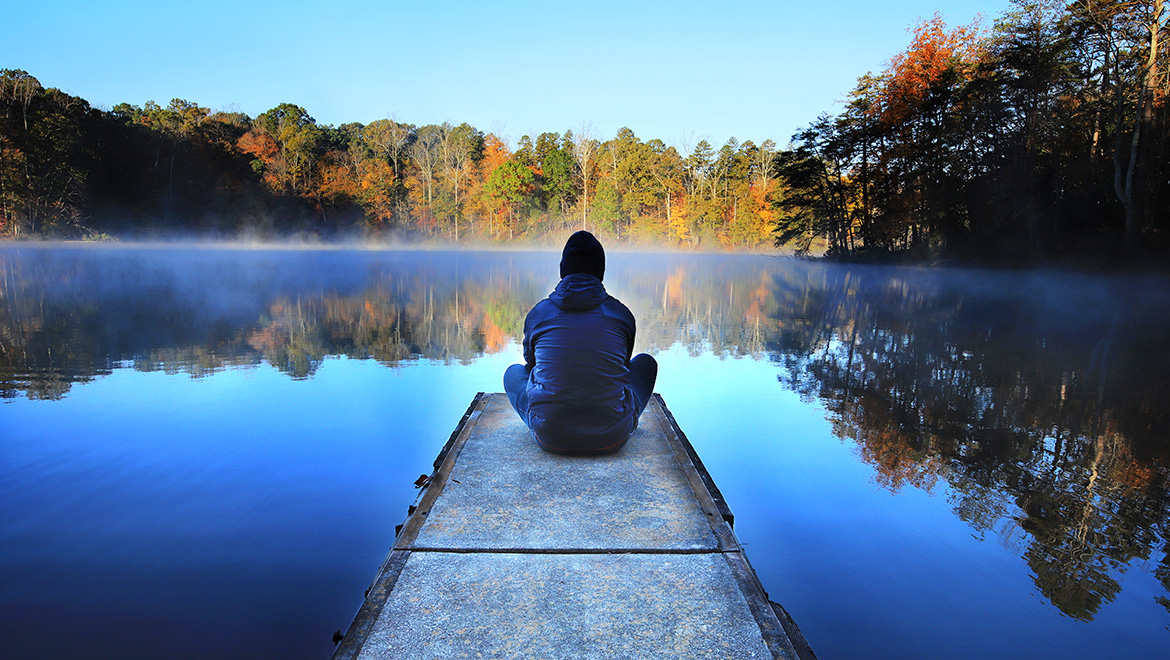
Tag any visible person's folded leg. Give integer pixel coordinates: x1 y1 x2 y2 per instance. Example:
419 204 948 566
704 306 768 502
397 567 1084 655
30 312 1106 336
628 353 658 418
503 363 532 424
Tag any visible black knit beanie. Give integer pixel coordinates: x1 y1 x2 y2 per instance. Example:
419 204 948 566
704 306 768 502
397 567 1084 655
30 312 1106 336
559 230 605 281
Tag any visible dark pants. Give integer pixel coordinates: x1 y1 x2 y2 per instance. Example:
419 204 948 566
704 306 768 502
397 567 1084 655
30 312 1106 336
503 353 659 433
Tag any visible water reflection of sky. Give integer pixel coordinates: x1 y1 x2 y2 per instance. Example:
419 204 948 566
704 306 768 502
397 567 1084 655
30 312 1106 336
2 245 1168 659
4 353 520 659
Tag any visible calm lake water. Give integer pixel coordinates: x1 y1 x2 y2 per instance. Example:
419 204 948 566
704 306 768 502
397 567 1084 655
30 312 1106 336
2 244 1169 659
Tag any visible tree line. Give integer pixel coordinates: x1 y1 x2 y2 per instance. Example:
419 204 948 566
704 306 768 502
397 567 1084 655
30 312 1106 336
777 0 1169 262
0 73 779 248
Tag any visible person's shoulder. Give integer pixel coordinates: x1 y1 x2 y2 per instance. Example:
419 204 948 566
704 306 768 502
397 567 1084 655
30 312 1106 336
602 291 631 310
525 297 558 323
600 296 635 324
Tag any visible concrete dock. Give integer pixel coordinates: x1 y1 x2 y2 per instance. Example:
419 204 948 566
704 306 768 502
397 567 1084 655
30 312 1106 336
333 393 813 659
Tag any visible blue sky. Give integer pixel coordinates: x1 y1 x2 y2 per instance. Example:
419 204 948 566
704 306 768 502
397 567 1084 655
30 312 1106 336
5 0 1012 148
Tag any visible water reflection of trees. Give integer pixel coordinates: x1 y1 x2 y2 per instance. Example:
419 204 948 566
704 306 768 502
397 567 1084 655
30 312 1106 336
0 249 790 393
623 258 780 359
242 276 537 378
0 248 555 389
766 265 1170 622
4 247 1169 620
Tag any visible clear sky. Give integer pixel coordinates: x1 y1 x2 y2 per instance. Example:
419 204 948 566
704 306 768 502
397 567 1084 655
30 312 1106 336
5 0 1013 149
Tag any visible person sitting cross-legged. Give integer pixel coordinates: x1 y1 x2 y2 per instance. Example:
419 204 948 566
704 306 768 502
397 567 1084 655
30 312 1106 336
502 230 658 455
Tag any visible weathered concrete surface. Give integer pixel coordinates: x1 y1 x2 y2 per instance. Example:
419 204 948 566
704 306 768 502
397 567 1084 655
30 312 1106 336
411 395 719 551
334 393 803 660
356 552 773 659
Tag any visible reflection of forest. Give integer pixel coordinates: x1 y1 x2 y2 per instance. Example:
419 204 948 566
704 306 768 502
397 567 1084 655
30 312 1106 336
3 247 1169 620
0 249 791 394
0 247 551 390
767 265 1170 622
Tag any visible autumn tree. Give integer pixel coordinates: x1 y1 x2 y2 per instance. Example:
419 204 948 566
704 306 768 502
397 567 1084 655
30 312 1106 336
645 140 685 244
483 159 535 239
775 118 854 255
0 72 88 237
407 124 444 232
0 69 41 132
361 118 413 222
606 128 661 236
244 103 324 197
1101 0 1168 248
462 133 511 237
571 123 598 230
438 122 481 240
516 131 577 230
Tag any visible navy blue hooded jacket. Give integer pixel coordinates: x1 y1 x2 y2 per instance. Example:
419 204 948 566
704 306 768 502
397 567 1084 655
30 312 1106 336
522 273 638 453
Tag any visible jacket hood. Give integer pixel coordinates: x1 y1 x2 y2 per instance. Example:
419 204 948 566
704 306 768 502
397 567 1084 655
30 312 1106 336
549 273 608 311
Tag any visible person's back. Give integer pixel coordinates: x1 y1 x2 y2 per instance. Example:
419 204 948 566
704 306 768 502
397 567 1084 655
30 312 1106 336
503 231 657 454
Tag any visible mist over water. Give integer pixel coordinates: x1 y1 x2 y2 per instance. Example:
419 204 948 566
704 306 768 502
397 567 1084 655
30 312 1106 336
2 244 1168 659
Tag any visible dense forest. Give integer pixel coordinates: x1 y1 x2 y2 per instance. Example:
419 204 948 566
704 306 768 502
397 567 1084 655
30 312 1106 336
1 0 1167 261
777 0 1169 262
0 77 780 249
